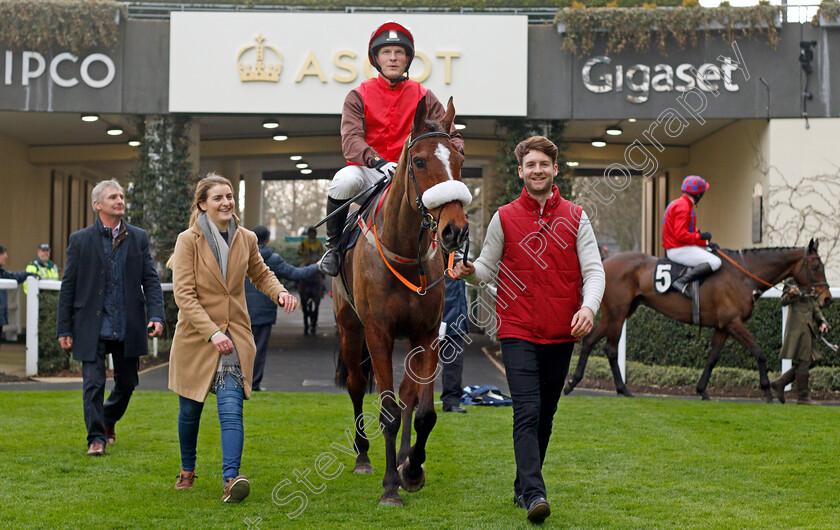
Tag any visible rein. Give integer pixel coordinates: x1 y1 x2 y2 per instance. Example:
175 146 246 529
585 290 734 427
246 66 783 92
370 130 459 295
713 248 778 289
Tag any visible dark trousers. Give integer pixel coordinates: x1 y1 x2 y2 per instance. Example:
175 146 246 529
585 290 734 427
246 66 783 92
81 340 139 445
251 323 272 389
501 338 574 506
440 334 465 408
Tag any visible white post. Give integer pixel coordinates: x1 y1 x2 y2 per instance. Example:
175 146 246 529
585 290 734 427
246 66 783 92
618 321 627 383
780 305 792 391
25 276 39 376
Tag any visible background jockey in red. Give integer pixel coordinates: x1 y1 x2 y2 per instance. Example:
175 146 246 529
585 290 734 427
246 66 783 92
662 175 721 297
319 21 464 276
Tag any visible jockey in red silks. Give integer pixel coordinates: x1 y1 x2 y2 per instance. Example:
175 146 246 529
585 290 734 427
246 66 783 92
319 21 465 277
662 175 721 297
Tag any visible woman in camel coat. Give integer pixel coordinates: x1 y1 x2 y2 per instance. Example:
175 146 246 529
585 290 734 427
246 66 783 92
169 173 297 503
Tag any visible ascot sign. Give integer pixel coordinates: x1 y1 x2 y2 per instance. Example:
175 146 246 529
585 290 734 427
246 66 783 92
169 12 528 116
582 54 744 104
1 50 115 88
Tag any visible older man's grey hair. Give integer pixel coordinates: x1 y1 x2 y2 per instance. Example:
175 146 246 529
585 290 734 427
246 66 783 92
91 179 125 211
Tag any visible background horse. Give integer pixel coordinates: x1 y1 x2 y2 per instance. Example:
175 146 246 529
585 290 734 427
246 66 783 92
299 272 325 335
334 95 469 506
564 240 832 402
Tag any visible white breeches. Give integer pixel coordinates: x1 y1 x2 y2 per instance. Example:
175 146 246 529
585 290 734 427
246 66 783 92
328 165 383 201
666 246 722 270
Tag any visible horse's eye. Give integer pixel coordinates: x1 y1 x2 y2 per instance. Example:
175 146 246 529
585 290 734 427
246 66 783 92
413 157 425 169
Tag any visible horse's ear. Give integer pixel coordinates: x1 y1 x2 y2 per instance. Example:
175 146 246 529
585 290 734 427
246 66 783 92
441 97 455 134
413 94 429 135
809 238 817 253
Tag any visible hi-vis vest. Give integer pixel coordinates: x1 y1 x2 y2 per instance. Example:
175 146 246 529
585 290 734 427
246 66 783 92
24 260 59 293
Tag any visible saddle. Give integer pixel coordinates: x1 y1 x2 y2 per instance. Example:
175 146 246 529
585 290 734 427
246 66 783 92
332 180 391 310
653 258 709 326
652 258 712 295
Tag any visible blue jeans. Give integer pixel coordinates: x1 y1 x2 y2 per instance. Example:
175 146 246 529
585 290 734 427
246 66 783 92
178 375 245 482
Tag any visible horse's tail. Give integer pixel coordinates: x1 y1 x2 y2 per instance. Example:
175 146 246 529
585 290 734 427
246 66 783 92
334 340 377 394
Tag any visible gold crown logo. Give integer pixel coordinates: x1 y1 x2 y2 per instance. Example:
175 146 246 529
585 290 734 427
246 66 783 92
238 35 282 82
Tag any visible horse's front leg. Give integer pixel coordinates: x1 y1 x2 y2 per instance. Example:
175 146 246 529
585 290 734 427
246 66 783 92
365 324 403 506
696 329 728 400
725 321 773 403
398 335 440 493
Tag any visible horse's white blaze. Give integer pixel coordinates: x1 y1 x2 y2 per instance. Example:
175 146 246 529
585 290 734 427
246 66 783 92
435 143 453 181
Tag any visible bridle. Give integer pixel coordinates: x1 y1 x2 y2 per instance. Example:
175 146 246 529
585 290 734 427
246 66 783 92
794 247 830 299
369 130 464 295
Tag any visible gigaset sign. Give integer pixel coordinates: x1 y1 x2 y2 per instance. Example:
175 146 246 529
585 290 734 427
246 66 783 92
1 50 115 88
582 55 742 104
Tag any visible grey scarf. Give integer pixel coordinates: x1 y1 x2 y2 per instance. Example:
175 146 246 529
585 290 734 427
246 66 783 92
197 212 244 393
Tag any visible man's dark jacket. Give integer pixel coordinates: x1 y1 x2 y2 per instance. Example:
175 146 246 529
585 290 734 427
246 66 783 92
57 222 165 362
245 245 319 326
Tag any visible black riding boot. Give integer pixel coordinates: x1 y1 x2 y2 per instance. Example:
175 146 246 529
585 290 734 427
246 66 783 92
319 197 349 277
671 262 714 298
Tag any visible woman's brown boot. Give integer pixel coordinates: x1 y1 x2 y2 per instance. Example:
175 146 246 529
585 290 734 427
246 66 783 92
770 368 796 403
795 373 819 405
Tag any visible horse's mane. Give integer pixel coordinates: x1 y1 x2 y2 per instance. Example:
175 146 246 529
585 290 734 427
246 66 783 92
719 246 802 256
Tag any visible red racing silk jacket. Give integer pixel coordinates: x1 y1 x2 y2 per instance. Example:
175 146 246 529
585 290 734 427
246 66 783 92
662 194 704 249
340 76 464 166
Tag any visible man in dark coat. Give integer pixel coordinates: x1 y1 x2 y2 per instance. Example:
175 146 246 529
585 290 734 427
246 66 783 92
0 245 33 349
770 283 830 405
440 251 469 414
245 225 320 391
57 180 165 456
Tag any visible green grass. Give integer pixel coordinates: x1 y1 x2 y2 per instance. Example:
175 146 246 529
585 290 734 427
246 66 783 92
2 392 839 529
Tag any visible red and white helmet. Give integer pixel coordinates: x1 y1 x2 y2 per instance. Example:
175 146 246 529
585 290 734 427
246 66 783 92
368 21 415 76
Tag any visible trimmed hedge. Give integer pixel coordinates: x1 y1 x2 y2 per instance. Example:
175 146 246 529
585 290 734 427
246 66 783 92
622 299 840 372
36 291 79 373
575 354 840 392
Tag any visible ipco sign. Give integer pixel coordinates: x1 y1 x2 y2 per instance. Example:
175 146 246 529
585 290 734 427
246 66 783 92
2 50 115 88
170 12 528 116
582 55 742 104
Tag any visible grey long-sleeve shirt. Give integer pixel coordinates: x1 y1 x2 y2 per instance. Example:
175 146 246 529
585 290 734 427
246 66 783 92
470 209 606 315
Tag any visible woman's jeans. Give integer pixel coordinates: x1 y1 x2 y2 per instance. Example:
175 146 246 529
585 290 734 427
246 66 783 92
178 375 245 483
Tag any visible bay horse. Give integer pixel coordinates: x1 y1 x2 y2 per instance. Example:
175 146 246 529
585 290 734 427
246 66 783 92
564 239 832 402
334 94 470 506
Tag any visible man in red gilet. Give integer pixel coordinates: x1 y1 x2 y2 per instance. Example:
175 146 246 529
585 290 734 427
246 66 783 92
453 136 605 523
319 21 464 276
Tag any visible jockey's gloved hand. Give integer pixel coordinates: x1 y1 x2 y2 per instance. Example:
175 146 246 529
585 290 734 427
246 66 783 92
707 241 720 252
371 156 397 178
700 232 712 241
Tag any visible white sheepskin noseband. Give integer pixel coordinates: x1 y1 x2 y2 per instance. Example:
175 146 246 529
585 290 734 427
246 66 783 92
421 180 472 210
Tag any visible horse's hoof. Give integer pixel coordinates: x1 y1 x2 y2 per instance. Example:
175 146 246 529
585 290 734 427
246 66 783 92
379 492 403 506
397 461 426 493
762 390 773 404
618 388 634 398
563 382 575 395
698 390 710 401
354 463 373 474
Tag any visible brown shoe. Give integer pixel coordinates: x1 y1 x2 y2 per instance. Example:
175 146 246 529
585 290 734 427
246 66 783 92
175 471 196 490
86 441 105 456
103 423 116 446
222 475 250 503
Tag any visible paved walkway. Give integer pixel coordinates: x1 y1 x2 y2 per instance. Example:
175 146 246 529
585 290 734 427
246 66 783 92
3 295 593 398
